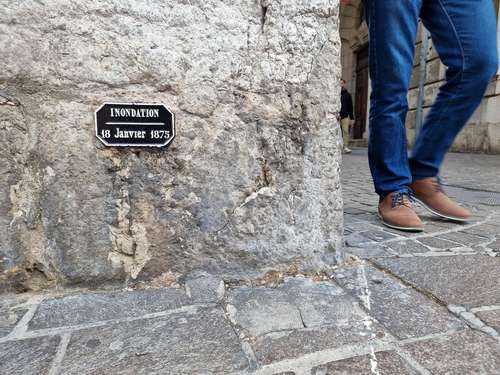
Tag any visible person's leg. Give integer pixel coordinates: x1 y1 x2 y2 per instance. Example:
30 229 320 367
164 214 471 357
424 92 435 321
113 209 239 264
341 117 350 149
363 0 422 197
409 0 499 179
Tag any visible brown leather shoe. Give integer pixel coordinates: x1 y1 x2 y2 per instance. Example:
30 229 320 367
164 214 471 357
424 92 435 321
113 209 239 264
410 177 470 222
378 192 424 232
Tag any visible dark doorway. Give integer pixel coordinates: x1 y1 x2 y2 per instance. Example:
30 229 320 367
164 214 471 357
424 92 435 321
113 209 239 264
354 46 369 139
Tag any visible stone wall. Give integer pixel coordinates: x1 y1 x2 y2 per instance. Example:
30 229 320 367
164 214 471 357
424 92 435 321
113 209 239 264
0 0 343 291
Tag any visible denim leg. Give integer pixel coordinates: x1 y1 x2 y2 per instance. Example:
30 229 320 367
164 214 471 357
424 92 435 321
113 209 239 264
409 0 499 180
363 0 422 197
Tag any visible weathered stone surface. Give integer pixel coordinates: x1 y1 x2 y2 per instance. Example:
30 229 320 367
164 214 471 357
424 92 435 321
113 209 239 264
402 330 500 374
277 278 360 328
311 351 419 375
344 232 373 248
333 265 464 339
476 309 500 332
0 307 27 338
226 277 360 337
344 245 393 259
227 287 304 336
463 223 500 237
374 255 500 308
359 230 398 242
0 0 343 290
0 336 59 375
385 240 429 255
29 287 190 330
59 307 249 374
251 319 391 366
183 271 225 303
415 236 461 250
0 294 30 337
436 232 489 247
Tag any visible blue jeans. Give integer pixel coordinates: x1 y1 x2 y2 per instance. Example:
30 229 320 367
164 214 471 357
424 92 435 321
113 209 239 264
363 0 499 197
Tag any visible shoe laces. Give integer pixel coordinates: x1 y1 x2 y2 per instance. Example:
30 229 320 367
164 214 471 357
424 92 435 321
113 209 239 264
391 192 414 209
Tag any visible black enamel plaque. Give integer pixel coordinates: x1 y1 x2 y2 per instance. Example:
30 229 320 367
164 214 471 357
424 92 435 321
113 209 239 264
95 103 175 147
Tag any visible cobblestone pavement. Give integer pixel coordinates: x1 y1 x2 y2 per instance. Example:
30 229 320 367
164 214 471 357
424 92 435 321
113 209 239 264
1 148 500 375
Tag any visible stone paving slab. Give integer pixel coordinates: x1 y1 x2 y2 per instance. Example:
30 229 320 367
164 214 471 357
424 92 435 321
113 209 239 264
384 240 429 255
0 336 60 375
29 287 191 330
402 330 500 374
374 255 500 308
344 245 394 259
0 293 29 310
310 350 419 375
59 306 249 375
277 278 356 328
359 230 398 242
0 307 27 338
344 232 374 248
226 278 359 336
436 231 490 247
476 309 500 332
227 288 304 336
334 265 464 339
183 271 224 303
251 319 391 366
486 239 500 251
0 294 31 338
415 236 461 250
462 223 499 237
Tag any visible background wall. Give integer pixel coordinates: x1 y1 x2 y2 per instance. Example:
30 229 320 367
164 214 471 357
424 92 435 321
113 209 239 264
340 0 500 153
0 0 344 291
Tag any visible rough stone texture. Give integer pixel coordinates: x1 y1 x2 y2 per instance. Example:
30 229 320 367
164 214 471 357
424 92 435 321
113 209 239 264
0 336 60 375
59 307 249 374
476 309 500 332
227 287 305 336
436 232 490 247
183 271 225 303
402 330 500 374
415 236 461 250
334 265 464 339
374 255 500 308
226 277 359 337
0 0 343 291
251 319 391 366
0 293 31 338
29 287 191 330
344 245 393 259
384 240 429 255
0 306 27 338
311 351 419 375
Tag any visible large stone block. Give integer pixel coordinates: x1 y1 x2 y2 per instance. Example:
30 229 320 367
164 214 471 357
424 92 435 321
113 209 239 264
374 255 500 309
58 307 250 374
0 0 343 290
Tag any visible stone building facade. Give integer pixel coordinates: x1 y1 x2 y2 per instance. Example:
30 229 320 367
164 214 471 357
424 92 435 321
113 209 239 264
0 1 344 291
340 0 500 153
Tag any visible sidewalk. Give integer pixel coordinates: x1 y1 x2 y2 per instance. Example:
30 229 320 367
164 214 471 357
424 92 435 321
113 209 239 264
1 148 500 375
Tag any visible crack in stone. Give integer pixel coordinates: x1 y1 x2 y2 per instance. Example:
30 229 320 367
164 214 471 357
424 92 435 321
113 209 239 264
365 259 450 309
260 1 269 32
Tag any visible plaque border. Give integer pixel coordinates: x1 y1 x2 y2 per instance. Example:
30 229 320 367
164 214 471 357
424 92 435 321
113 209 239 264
95 102 176 148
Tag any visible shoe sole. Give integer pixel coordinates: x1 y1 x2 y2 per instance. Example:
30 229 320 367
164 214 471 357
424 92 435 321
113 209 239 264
412 197 469 223
377 213 424 232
